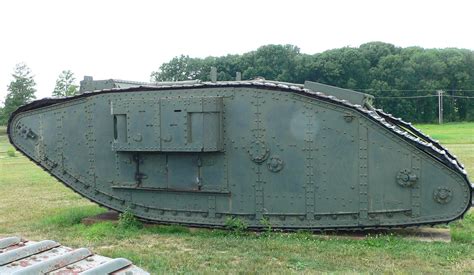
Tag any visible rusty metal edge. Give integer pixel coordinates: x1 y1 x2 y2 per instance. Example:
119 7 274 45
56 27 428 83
0 237 149 275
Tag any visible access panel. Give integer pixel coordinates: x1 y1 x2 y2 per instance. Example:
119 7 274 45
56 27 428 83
160 97 223 152
111 97 223 152
111 100 161 151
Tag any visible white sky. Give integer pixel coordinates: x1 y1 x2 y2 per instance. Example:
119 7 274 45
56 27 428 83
1 0 473 104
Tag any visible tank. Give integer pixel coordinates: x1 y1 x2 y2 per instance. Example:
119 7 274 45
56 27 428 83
8 77 473 230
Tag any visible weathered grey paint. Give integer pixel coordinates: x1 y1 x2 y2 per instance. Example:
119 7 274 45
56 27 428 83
0 236 149 274
8 80 472 230
304 81 374 107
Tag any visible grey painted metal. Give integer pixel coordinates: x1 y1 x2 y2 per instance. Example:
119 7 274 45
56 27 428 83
0 237 149 274
210 67 217 82
79 76 201 94
12 248 91 275
236 72 242 81
304 81 374 107
0 237 21 249
0 240 58 265
79 77 145 94
81 258 132 275
7 79 472 230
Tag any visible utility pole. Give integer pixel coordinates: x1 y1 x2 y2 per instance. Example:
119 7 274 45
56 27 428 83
437 90 444 124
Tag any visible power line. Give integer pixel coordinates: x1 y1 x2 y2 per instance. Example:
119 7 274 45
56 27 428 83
446 95 474 99
376 95 438 99
357 89 434 92
445 90 474 93
356 89 474 93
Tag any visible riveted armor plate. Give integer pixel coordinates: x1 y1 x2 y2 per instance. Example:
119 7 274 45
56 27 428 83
396 169 418 187
434 186 452 204
267 155 284 172
248 140 269 163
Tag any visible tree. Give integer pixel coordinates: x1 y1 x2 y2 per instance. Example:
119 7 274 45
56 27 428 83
152 43 474 123
53 70 78 97
0 63 36 125
150 55 207 82
240 44 301 81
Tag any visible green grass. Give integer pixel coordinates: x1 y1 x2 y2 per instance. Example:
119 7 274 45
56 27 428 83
0 123 473 273
414 122 474 183
415 122 474 144
0 126 13 155
41 206 105 228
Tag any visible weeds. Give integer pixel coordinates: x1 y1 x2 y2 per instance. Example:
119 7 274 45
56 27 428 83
363 233 398 248
118 209 143 229
225 217 248 234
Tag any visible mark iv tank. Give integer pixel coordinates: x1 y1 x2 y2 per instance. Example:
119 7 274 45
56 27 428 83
8 76 473 230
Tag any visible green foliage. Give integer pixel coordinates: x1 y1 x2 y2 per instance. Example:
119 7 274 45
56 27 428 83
225 216 248 233
118 209 143 229
259 217 272 234
150 55 207 82
363 233 398 248
0 63 36 125
152 42 474 123
52 70 78 97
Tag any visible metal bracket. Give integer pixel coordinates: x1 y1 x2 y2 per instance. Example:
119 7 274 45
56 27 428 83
434 186 452 204
267 155 284 172
133 153 147 184
343 114 355 123
396 169 418 187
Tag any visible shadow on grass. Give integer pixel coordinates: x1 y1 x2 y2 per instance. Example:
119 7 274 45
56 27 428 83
40 206 106 227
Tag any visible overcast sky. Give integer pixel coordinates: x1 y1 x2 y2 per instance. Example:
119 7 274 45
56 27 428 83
1 0 473 103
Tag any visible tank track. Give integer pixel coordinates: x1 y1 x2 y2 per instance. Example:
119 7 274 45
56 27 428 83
0 236 149 274
7 81 473 231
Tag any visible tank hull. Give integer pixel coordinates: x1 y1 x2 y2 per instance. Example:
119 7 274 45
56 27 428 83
8 82 472 229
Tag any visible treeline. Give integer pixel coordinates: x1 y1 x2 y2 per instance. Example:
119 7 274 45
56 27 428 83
0 66 77 125
151 42 474 123
1 42 474 125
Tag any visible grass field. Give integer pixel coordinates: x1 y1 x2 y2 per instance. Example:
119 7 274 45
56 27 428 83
0 123 473 273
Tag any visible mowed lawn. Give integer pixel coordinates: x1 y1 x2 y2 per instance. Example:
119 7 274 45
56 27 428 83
0 123 473 273
416 123 474 182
